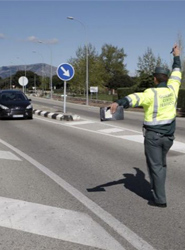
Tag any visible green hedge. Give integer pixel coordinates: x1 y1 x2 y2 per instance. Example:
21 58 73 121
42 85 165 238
177 89 185 108
117 87 135 100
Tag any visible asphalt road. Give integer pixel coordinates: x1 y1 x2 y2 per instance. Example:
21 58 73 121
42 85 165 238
0 96 185 250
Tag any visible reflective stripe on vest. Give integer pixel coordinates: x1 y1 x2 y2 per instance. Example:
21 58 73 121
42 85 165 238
168 68 181 84
133 94 140 106
144 118 175 126
151 88 157 121
168 67 181 108
168 85 178 108
126 95 140 107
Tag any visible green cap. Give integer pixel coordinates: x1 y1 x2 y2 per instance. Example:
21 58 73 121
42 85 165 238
153 67 170 76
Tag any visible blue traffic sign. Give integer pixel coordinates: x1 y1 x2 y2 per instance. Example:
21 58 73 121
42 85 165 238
57 63 75 81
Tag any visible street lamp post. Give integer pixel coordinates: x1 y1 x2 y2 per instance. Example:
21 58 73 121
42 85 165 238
67 16 89 105
38 41 53 99
9 61 14 89
17 57 27 93
17 57 26 77
32 50 44 94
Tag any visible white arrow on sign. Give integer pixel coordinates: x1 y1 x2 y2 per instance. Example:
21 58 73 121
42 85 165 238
60 66 70 77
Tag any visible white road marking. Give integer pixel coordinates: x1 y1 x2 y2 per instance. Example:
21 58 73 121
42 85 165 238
34 117 185 154
119 135 185 153
67 120 95 126
0 138 157 250
0 196 124 250
171 141 185 153
119 135 144 143
98 128 124 134
34 116 185 154
0 150 21 161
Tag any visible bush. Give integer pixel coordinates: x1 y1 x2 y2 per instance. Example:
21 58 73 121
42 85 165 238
177 89 185 108
117 87 136 99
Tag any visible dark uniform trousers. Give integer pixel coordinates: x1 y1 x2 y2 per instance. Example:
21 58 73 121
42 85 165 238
144 130 174 204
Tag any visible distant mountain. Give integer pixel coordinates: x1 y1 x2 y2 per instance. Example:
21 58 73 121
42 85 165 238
0 63 57 79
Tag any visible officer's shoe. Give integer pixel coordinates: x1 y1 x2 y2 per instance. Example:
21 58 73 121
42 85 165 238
148 200 167 208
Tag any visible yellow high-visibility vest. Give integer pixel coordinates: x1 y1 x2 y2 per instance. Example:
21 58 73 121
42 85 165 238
126 68 182 126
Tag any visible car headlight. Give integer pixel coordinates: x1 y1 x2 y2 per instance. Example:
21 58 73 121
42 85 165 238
26 104 32 109
0 104 9 110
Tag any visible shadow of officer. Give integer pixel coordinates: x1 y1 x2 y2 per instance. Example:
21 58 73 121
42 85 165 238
87 167 153 201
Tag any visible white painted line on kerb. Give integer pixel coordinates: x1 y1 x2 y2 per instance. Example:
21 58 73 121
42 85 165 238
34 110 41 114
40 111 48 115
0 150 21 161
56 114 64 120
0 138 157 250
48 113 55 118
0 197 124 250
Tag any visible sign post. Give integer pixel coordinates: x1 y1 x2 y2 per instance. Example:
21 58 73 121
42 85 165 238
90 86 98 100
18 76 28 93
56 63 75 113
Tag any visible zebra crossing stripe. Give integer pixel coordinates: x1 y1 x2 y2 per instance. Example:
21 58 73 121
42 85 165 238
98 128 124 134
171 141 185 153
0 196 125 250
67 120 95 126
119 135 185 153
0 151 21 161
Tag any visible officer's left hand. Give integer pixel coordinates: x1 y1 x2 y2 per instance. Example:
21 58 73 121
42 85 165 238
173 44 180 56
109 102 118 114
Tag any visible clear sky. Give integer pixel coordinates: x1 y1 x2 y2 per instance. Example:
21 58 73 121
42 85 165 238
0 0 184 76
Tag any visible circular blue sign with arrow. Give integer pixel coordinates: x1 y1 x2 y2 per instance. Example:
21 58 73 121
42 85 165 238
57 63 75 81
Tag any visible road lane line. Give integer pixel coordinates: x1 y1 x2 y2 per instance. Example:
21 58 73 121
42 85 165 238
0 196 124 250
0 138 157 250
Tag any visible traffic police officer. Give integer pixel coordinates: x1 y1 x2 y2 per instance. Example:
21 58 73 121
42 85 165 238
110 44 181 208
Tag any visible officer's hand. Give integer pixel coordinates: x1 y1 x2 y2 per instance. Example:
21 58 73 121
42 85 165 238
173 44 180 57
110 102 118 114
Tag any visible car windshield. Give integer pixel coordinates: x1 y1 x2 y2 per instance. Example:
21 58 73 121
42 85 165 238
0 92 27 102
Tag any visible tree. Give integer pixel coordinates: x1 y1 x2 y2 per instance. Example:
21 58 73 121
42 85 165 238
137 47 169 89
137 47 155 75
52 75 64 90
109 73 135 89
100 44 128 90
137 47 169 75
66 43 129 94
68 44 106 94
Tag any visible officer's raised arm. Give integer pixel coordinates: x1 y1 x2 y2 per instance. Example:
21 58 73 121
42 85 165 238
172 44 180 57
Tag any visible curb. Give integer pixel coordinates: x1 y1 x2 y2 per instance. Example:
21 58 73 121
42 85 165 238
33 109 81 121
